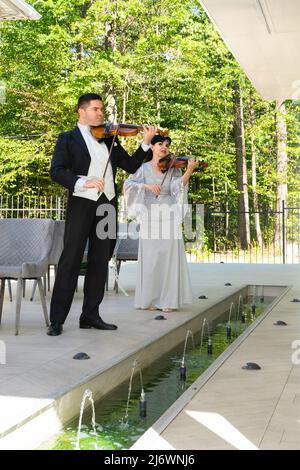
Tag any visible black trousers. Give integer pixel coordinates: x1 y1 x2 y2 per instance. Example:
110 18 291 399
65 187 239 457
50 194 117 325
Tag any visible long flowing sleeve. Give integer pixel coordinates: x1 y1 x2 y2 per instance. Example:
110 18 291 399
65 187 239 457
123 165 145 221
170 168 189 224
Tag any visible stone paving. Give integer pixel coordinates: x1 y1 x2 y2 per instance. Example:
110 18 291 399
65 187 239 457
0 262 299 449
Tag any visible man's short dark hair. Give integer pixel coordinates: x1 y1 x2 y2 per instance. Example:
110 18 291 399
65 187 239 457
76 93 102 111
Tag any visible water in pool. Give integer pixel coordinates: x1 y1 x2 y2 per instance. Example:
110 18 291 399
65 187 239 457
49 298 273 450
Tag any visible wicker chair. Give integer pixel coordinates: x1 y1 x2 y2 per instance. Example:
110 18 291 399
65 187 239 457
30 220 65 300
0 219 55 335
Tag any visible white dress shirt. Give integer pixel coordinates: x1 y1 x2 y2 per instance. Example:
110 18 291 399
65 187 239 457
73 122 115 201
73 122 150 202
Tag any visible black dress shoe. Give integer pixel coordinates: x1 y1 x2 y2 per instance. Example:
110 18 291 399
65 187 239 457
47 323 63 336
79 316 118 330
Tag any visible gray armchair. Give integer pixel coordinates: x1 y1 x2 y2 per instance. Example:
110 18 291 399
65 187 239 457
113 222 139 293
0 219 55 335
30 220 65 300
47 220 65 289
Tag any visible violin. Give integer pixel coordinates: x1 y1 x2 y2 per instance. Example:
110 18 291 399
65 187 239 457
158 155 208 173
90 123 169 139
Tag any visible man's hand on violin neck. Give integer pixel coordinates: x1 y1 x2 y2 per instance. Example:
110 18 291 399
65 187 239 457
142 125 158 145
83 177 105 192
144 184 161 196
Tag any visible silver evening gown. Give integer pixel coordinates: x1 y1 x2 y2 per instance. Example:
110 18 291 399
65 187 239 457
124 162 193 310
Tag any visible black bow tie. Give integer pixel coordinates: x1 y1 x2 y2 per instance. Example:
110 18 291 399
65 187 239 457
97 137 106 143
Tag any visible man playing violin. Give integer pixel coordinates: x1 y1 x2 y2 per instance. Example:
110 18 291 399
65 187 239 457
48 92 156 336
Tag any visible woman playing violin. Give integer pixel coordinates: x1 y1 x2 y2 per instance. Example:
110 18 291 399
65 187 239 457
124 134 198 313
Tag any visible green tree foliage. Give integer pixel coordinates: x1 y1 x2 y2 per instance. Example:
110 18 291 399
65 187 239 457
0 0 299 247
0 137 57 195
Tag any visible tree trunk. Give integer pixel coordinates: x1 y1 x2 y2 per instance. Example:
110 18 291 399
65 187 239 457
156 85 161 122
249 95 262 246
104 2 118 122
274 101 288 246
76 42 84 61
155 22 161 122
76 1 95 60
105 21 117 53
122 78 128 122
233 82 250 249
225 181 229 240
106 94 117 123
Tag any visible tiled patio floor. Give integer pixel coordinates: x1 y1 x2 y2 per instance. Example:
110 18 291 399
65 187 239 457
0 262 299 449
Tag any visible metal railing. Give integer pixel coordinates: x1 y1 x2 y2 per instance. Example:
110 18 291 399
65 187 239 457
0 195 299 264
185 200 300 264
0 195 66 220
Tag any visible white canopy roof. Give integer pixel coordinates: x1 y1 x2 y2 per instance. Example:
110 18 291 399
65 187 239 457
199 0 300 103
0 0 40 20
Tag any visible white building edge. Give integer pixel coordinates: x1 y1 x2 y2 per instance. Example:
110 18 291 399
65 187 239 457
199 0 300 104
0 0 41 20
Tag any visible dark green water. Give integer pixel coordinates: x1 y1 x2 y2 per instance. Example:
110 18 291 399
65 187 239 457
50 300 272 450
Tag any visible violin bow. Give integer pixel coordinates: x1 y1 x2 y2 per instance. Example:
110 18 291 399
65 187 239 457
101 123 143 179
95 122 120 196
157 117 189 197
102 122 120 179
157 152 176 194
